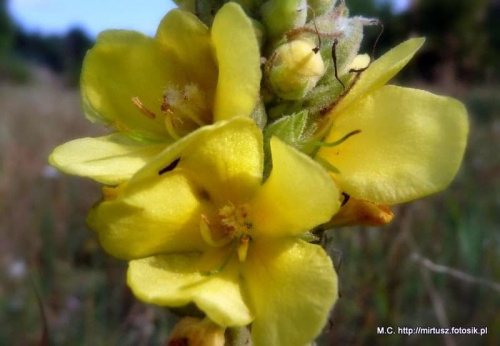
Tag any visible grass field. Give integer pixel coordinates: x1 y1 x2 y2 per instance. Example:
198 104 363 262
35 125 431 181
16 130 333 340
0 70 499 345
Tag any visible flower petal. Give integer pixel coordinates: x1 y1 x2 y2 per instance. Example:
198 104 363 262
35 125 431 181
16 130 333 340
318 85 469 204
242 239 337 346
128 251 253 327
155 9 218 105
49 134 166 185
88 171 212 260
211 3 261 121
333 37 425 116
82 30 183 140
132 117 263 205
251 137 341 237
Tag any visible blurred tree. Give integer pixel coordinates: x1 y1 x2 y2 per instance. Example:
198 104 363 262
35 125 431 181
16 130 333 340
407 0 490 85
484 0 500 80
347 0 411 68
64 28 93 86
0 0 14 54
14 30 65 72
0 0 30 83
12 26 93 86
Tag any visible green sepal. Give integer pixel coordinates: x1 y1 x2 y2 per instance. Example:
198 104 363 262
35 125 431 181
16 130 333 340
250 99 268 130
264 110 309 150
315 156 341 174
307 0 337 18
263 110 309 178
232 0 266 17
195 0 225 25
173 0 196 12
304 129 361 148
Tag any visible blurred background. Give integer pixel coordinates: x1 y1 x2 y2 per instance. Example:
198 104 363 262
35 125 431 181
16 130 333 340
0 0 498 345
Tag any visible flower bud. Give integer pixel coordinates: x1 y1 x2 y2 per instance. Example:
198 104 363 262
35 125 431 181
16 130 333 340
173 0 195 12
261 0 307 40
308 0 337 18
231 0 266 16
168 317 225 346
269 39 325 100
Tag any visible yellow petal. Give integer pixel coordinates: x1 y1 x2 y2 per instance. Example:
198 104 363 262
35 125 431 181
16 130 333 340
128 251 253 327
132 117 263 205
242 239 337 346
82 30 183 140
251 137 340 237
318 85 469 204
156 9 217 105
211 3 261 121
48 134 166 185
88 171 211 260
332 37 425 116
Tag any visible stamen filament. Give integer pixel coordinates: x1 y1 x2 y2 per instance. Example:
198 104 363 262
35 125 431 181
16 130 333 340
164 110 182 140
200 215 232 248
237 235 250 262
201 240 239 276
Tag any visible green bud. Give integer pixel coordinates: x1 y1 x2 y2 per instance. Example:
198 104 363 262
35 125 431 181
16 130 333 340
269 39 325 100
308 0 337 18
251 18 266 50
231 0 265 17
261 0 307 40
173 0 196 12
195 0 225 25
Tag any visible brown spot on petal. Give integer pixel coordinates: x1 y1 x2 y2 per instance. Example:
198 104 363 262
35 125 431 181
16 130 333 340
327 196 394 227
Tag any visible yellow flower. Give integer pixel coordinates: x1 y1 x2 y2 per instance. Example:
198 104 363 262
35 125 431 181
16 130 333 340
49 3 261 185
168 317 226 346
87 117 341 346
316 38 469 220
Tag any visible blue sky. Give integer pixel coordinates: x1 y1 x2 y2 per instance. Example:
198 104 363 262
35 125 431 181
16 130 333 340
8 0 176 37
8 0 409 38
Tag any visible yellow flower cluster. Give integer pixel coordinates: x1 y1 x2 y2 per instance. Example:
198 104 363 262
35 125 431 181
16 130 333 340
49 1 468 345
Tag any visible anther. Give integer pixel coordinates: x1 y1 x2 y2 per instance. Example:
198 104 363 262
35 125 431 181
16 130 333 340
349 19 384 73
131 96 156 119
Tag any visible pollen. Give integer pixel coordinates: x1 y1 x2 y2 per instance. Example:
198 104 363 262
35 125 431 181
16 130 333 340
199 202 253 252
218 202 252 237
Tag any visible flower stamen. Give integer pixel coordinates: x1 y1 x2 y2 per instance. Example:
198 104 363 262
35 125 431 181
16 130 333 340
237 235 251 262
163 84 210 128
131 96 157 119
200 214 232 248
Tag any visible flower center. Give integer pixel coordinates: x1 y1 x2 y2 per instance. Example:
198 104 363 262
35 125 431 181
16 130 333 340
162 83 211 139
200 202 253 263
131 82 212 140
